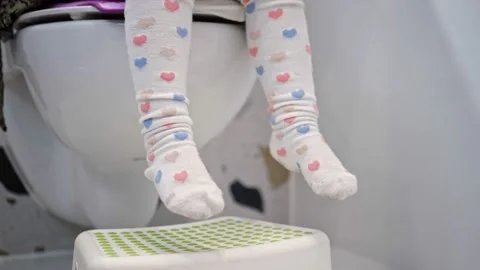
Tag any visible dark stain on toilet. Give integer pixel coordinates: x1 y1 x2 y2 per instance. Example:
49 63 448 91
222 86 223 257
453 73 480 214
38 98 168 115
5 197 16 205
34 245 45 253
0 148 28 195
229 179 264 213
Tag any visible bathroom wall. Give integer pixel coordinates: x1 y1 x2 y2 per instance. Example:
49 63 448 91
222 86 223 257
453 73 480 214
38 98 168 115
0 84 291 255
292 1 480 270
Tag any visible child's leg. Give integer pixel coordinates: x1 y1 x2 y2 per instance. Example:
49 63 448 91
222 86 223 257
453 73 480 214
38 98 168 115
124 0 224 219
244 0 357 200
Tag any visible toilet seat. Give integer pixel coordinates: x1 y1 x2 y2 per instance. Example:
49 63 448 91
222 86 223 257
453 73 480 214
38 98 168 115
12 0 245 33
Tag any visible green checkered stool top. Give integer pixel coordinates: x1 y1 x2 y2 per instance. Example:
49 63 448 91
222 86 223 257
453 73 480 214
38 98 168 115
73 217 332 270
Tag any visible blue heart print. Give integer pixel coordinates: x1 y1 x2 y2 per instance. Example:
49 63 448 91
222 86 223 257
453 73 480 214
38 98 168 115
271 115 277 125
155 170 162 184
176 26 188 38
134 57 147 68
144 118 153 128
256 65 264 76
173 94 185 102
291 89 305 99
296 125 310 134
283 28 298 38
174 131 188 141
245 2 256 14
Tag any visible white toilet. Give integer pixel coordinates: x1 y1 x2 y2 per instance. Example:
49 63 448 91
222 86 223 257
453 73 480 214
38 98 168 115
1 1 256 229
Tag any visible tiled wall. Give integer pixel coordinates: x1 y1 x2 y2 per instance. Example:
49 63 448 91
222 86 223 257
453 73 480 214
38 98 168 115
0 86 292 255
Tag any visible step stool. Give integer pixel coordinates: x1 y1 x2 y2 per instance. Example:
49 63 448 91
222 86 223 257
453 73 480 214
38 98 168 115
73 217 331 270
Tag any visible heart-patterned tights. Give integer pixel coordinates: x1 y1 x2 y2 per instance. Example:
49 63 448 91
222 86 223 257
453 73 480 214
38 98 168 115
124 0 357 220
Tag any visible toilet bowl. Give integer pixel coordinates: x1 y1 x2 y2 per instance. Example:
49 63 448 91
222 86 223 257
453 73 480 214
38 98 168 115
2 1 255 228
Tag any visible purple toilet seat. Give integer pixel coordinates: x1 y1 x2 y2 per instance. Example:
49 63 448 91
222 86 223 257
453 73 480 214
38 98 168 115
55 1 125 14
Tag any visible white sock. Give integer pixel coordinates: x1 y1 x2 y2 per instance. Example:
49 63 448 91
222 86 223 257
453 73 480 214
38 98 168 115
244 0 357 200
124 0 224 219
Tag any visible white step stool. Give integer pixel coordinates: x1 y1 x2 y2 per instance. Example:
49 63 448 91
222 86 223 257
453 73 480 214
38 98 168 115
73 217 331 270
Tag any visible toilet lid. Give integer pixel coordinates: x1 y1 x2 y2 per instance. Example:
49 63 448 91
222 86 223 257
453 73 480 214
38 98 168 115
12 0 244 32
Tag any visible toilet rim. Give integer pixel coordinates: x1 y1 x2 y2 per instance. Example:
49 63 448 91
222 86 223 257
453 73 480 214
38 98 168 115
12 1 245 34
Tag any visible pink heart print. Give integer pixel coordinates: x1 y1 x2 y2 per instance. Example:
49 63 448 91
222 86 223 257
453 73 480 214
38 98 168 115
174 171 188 182
133 35 147 46
268 104 274 112
308 160 320 171
160 72 175 82
277 148 287 157
148 152 155 162
268 8 284 19
249 47 258 57
140 102 150 113
306 44 312 54
284 117 296 124
276 73 290 83
164 0 180 12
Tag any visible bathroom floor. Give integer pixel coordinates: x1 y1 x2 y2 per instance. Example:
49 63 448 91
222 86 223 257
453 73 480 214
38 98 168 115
0 251 72 270
0 248 389 270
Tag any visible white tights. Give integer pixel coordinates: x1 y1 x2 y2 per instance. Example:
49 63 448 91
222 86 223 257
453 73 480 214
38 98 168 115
124 0 357 220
